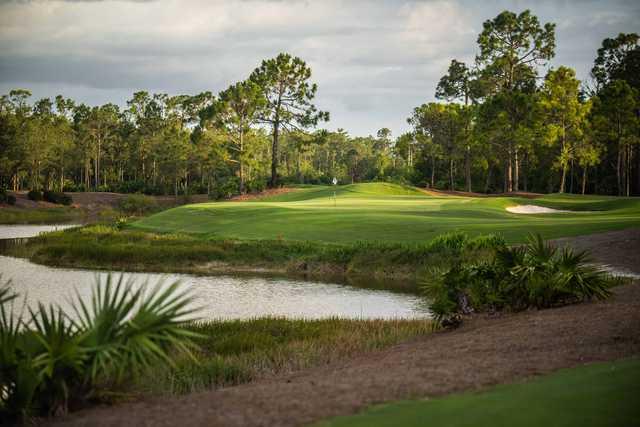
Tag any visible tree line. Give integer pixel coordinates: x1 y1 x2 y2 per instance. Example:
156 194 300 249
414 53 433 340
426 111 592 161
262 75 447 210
409 11 639 196
1 10 638 197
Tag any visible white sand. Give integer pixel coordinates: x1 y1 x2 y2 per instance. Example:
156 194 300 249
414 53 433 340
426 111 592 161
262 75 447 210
506 205 570 214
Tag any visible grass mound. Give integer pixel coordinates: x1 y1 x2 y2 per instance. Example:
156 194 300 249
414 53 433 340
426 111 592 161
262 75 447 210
131 187 640 243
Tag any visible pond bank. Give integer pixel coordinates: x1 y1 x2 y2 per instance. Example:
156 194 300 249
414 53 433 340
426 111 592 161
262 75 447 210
3 225 503 294
51 273 640 427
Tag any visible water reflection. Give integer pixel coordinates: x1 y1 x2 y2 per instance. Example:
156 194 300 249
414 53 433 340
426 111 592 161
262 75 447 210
0 225 430 321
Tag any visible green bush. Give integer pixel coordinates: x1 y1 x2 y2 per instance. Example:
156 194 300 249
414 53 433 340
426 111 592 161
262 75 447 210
117 194 158 215
0 189 16 205
27 189 42 201
209 177 240 200
43 190 73 205
423 234 615 324
0 275 200 422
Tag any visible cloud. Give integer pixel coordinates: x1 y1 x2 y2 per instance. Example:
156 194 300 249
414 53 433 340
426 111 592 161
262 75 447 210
0 0 638 136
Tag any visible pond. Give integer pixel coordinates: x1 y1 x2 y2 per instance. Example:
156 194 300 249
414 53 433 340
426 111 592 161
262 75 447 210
0 225 431 321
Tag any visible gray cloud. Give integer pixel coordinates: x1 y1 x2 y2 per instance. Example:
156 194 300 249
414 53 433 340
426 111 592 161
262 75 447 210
0 0 638 136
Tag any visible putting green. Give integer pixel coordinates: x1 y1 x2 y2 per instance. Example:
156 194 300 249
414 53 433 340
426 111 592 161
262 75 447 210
132 183 640 243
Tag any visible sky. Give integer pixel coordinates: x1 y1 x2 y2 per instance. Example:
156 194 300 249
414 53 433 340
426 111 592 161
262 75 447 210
0 0 638 137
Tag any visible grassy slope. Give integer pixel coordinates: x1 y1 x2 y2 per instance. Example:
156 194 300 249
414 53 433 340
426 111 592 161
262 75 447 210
132 183 640 243
316 358 640 427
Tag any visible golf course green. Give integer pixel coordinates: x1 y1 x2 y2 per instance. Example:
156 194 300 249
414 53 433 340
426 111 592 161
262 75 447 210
132 183 640 243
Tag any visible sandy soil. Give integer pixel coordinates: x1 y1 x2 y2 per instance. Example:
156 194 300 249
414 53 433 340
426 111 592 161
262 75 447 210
50 229 640 427
506 204 570 214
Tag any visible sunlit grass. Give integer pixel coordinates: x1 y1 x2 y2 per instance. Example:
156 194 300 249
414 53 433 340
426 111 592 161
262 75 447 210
131 183 640 243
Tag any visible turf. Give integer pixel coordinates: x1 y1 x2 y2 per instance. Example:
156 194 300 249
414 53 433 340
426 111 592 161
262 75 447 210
315 358 640 427
131 183 640 243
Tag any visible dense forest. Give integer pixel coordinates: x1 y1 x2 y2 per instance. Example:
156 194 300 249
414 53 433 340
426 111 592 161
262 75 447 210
1 10 638 197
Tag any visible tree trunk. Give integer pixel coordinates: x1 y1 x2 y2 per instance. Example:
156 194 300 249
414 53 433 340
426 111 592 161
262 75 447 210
430 156 435 188
270 118 280 188
514 148 519 192
581 166 587 195
484 165 492 193
570 159 575 194
465 146 471 192
523 152 528 192
239 131 245 193
559 162 567 193
449 158 454 190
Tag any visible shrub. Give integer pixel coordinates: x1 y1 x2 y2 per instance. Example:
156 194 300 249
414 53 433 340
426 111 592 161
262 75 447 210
423 234 615 324
0 189 16 205
246 179 266 194
209 178 240 200
117 194 158 215
43 190 73 205
0 275 200 422
27 189 43 201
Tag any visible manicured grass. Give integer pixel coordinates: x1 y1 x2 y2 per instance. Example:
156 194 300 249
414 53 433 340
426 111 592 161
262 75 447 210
131 183 640 244
136 317 432 395
316 358 640 427
0 206 82 224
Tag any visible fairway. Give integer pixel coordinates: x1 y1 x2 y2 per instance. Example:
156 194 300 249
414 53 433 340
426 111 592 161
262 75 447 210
132 183 640 243
315 358 640 427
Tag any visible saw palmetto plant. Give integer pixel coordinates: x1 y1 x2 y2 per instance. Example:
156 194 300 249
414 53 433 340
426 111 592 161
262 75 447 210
0 275 200 422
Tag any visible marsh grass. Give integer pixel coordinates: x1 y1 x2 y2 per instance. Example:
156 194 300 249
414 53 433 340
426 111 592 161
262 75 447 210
0 206 82 225
136 317 432 395
11 227 501 292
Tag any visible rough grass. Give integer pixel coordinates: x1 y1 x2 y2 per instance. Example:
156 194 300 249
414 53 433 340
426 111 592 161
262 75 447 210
315 358 640 427
135 317 432 395
131 183 640 243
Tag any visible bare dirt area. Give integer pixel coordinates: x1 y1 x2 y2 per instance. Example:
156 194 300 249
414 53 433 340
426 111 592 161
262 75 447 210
553 228 640 277
231 187 300 201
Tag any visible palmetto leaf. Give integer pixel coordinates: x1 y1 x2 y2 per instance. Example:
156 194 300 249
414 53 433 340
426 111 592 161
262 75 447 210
73 274 201 382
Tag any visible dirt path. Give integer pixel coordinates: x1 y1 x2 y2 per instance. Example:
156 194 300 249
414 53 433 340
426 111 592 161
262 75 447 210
54 285 640 427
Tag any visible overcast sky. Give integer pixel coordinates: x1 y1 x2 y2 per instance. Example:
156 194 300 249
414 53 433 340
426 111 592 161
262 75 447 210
0 0 638 136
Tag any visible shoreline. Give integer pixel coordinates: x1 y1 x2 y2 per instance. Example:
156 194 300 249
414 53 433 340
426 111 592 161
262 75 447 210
4 227 640 295
51 278 640 427
1 226 505 295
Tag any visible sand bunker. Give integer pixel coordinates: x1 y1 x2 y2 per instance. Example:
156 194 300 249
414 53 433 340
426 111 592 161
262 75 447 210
506 205 570 214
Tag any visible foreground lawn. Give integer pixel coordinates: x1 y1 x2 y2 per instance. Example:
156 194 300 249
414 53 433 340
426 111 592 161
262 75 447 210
131 183 640 243
316 358 640 427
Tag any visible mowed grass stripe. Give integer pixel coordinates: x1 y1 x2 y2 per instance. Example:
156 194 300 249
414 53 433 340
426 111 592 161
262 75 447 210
132 183 640 243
